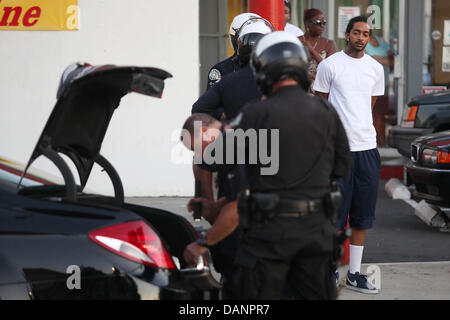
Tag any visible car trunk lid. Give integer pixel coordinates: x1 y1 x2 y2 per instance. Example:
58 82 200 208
20 63 172 191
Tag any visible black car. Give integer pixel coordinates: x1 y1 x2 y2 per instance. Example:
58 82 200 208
0 63 220 300
405 130 450 207
388 90 450 157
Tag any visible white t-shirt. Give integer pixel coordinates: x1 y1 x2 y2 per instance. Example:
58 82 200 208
313 51 385 152
285 23 304 37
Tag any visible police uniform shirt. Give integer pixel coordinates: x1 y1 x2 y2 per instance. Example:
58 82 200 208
193 66 261 120
206 54 240 90
235 85 351 200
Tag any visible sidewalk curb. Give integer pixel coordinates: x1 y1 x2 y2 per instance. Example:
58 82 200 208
385 178 411 200
414 200 449 228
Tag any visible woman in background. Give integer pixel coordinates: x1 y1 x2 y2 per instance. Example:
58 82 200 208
301 8 337 91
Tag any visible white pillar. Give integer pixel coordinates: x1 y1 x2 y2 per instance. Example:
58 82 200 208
383 0 390 43
328 0 335 40
396 0 406 125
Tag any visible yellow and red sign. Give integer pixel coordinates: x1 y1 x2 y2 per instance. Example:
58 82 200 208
0 0 79 31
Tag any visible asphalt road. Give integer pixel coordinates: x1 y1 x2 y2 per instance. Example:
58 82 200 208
127 180 450 264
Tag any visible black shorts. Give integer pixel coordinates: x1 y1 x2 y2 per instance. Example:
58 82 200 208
335 148 381 231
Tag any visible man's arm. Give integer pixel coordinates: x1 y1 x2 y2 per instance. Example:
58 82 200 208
187 197 228 225
192 163 214 201
371 64 385 109
331 111 351 179
183 200 239 266
316 92 329 100
192 83 224 119
371 96 379 111
312 59 332 97
204 200 238 245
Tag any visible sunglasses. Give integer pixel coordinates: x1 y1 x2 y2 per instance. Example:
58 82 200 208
312 20 327 26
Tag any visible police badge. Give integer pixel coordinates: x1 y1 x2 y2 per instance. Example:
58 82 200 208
208 68 222 83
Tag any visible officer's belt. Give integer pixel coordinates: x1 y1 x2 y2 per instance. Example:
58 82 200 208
276 199 323 218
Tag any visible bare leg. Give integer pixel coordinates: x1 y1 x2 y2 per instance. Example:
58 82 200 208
350 228 366 246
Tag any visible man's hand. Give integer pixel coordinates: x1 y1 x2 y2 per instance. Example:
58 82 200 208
187 197 225 224
183 241 208 267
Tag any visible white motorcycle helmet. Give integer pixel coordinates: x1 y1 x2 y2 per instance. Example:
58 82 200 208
237 21 273 65
229 13 262 53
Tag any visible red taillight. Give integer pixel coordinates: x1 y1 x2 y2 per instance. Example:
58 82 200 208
407 106 418 121
89 220 175 269
437 151 450 163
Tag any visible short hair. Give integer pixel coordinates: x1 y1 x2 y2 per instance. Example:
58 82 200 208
304 8 323 22
284 0 291 12
181 113 218 139
345 15 373 35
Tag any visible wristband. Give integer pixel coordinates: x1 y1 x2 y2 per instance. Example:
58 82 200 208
197 234 210 248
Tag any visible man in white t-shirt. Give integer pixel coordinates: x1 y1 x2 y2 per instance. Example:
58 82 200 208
313 16 384 295
284 0 304 38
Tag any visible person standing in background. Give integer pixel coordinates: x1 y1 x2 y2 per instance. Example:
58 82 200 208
301 9 337 91
365 31 393 90
313 16 384 295
365 31 394 147
284 0 304 39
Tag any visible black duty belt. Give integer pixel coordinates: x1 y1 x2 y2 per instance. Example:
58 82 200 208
276 199 323 218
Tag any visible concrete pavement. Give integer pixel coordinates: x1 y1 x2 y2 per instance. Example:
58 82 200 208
337 262 450 300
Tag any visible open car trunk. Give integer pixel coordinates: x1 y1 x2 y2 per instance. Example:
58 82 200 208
17 63 221 295
123 202 222 292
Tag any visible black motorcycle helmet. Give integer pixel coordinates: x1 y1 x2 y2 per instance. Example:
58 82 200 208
236 19 274 66
251 31 310 95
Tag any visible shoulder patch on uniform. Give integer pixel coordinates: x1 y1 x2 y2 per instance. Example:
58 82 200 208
208 68 222 82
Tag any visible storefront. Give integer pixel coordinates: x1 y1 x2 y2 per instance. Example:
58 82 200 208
426 0 450 88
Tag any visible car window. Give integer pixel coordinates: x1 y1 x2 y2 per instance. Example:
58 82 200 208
416 104 450 128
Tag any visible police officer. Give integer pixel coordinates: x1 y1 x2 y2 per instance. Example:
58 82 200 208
206 12 261 91
193 20 273 119
187 20 273 295
192 19 273 200
226 31 352 300
193 17 273 202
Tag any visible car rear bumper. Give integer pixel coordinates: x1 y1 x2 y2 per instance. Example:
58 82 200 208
0 267 219 300
405 161 450 206
388 127 433 158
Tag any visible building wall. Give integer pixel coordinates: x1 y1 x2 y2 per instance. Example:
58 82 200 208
432 0 450 85
0 0 199 196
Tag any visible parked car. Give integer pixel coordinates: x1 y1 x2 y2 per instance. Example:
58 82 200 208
0 63 220 300
405 130 450 207
388 90 450 157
